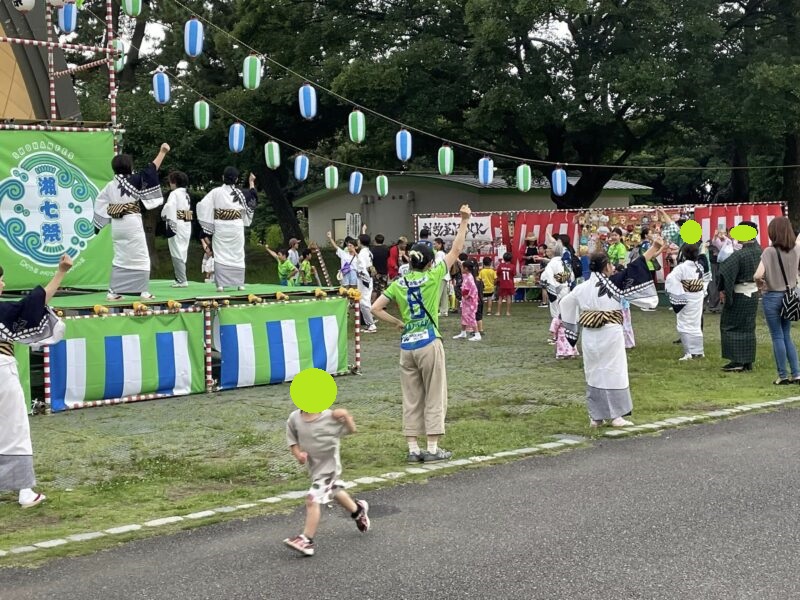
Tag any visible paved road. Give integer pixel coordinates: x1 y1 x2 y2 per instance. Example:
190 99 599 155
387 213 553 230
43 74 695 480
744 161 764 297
2 408 800 600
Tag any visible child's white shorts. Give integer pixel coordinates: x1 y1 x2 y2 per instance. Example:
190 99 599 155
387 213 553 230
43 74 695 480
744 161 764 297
307 476 345 504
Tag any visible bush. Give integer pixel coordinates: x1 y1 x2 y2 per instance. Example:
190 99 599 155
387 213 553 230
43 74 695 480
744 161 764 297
265 224 284 249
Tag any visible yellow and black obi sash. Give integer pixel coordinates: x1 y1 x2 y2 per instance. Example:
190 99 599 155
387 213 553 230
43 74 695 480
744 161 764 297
107 202 141 219
214 208 242 220
0 341 14 357
681 279 704 293
555 271 571 284
177 210 193 221
578 310 624 328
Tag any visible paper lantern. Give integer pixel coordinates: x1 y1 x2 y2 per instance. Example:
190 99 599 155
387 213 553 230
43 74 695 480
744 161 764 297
242 54 262 90
348 109 365 143
121 0 141 17
396 128 412 162
324 165 339 190
193 100 210 130
438 144 454 176
376 174 388 197
58 2 77 34
516 164 531 193
111 39 125 73
551 166 568 197
294 154 309 182
349 171 363 195
13 0 36 13
264 141 280 170
152 72 170 104
478 157 494 186
48 0 65 7
228 123 245 153
299 84 317 120
184 18 204 58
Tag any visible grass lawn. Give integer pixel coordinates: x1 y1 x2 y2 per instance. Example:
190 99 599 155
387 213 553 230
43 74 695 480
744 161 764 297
2 249 798 566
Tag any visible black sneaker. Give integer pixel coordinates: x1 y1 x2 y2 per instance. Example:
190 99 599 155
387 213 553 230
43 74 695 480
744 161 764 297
407 452 424 463
422 448 453 462
672 339 682 344
354 500 370 533
722 362 743 372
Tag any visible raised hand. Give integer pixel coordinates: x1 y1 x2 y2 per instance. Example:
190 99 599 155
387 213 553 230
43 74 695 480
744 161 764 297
459 204 472 221
58 254 73 272
160 143 171 154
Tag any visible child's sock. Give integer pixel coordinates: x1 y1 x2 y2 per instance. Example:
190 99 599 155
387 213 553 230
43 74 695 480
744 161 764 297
427 441 438 454
351 504 363 518
408 440 421 454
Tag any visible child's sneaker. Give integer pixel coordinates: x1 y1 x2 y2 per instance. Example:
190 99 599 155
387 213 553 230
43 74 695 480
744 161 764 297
422 448 452 462
453 332 467 339
284 534 315 556
469 333 482 341
353 500 370 533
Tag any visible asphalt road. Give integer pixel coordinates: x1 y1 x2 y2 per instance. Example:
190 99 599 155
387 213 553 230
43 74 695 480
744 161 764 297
2 408 800 600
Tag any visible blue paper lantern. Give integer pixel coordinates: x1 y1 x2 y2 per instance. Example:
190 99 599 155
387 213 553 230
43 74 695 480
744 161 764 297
349 171 363 195
152 72 170 105
551 166 568 197
396 128 412 162
228 122 245 153
184 18 204 58
58 1 77 34
299 84 317 120
478 157 494 186
294 154 310 182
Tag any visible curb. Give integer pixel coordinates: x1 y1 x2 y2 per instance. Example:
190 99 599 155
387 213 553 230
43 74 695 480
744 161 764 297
2 397 799 559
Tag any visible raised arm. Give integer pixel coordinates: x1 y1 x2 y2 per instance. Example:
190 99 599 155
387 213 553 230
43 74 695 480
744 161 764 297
44 254 73 303
152 143 170 170
642 236 665 262
263 244 280 261
443 205 472 270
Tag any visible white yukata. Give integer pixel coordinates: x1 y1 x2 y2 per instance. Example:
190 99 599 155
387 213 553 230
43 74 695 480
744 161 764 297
160 187 192 284
0 287 65 492
93 162 164 295
559 257 658 421
541 256 574 324
336 247 375 328
196 184 257 289
665 260 710 357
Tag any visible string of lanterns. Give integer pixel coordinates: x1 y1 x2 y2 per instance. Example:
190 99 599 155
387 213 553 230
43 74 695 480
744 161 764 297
9 0 570 198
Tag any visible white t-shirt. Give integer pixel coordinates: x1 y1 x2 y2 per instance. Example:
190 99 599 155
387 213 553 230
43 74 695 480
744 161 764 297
435 250 450 281
358 247 373 271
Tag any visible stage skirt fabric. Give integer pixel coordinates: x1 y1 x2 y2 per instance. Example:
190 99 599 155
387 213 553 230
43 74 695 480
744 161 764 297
214 262 245 288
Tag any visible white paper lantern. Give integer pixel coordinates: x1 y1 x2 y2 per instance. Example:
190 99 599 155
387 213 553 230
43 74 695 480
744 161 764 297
478 157 494 186
298 84 317 120
13 0 36 13
294 154 309 182
184 18 204 58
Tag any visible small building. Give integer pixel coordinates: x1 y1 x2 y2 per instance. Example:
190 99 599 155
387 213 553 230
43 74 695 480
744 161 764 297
295 174 652 243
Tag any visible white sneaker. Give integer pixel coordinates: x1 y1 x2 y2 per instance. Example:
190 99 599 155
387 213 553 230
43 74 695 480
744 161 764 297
171 281 188 288
469 333 482 341
679 353 693 361
610 417 634 427
453 332 467 339
106 292 122 301
237 285 246 291
140 292 155 299
365 325 377 333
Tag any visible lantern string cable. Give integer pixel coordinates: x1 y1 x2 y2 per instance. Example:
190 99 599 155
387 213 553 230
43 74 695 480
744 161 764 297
163 0 800 173
82 5 439 176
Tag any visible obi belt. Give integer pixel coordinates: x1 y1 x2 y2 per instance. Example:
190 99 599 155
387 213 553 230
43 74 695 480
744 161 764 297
681 279 704 293
214 209 242 220
107 202 141 218
578 310 624 328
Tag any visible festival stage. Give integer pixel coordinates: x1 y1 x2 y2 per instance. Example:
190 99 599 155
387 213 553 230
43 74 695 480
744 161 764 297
4 280 359 415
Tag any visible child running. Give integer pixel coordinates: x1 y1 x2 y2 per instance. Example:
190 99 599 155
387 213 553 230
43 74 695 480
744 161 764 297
478 257 497 316
264 245 298 286
453 259 481 341
284 406 370 556
495 252 516 316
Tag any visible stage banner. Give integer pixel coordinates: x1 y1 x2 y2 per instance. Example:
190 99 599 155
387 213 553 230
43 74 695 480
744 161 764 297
216 298 348 390
14 343 31 412
47 312 206 411
0 131 114 291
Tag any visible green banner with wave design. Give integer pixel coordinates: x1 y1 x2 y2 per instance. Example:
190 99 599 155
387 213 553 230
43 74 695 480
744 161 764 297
0 131 114 290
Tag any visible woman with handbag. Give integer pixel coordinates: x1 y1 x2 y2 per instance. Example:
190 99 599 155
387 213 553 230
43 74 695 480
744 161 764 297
753 217 800 385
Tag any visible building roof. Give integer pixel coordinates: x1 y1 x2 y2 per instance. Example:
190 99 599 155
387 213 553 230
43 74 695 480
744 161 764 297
295 173 652 207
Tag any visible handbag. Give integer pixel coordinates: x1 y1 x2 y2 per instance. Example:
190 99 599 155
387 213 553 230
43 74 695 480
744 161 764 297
775 250 800 321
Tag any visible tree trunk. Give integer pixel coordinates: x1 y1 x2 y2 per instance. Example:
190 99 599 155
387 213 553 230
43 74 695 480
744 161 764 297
781 133 800 227
119 1 148 91
729 143 750 202
258 168 304 246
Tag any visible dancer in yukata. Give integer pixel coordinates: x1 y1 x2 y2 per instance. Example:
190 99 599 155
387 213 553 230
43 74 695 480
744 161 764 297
161 170 193 288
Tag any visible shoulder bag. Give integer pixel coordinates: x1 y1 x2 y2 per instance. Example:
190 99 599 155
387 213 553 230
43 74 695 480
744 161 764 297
775 249 800 321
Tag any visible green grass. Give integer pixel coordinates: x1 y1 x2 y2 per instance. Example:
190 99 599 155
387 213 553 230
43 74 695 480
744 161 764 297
2 254 798 566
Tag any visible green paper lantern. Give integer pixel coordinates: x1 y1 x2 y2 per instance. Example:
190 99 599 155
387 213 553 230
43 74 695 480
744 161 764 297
376 174 389 197
325 165 339 190
111 39 125 73
264 141 280 170
242 54 262 90
348 109 365 144
193 100 210 130
516 164 531 193
121 0 141 17
438 144 454 176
